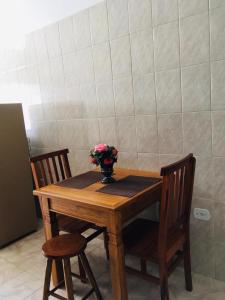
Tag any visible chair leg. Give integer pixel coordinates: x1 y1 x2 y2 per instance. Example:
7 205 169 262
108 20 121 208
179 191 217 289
79 252 103 300
159 265 169 300
78 255 87 283
103 230 109 260
140 258 147 273
63 258 74 300
43 258 52 300
183 240 193 291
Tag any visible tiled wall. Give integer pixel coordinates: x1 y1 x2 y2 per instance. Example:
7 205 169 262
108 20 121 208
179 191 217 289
0 0 225 281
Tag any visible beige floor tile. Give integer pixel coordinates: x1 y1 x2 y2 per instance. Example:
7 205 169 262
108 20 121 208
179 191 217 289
1 224 225 300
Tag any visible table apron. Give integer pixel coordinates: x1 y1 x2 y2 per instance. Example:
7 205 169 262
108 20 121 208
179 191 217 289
47 197 111 228
120 186 161 223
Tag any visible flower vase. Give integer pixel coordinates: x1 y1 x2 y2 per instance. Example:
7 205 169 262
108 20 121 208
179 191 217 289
100 163 115 184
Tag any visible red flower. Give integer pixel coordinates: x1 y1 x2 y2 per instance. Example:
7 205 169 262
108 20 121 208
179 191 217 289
103 158 113 165
90 157 97 164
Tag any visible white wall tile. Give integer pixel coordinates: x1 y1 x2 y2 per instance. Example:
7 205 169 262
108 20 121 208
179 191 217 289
90 2 109 45
158 114 183 154
179 0 209 18
76 48 95 84
45 23 61 59
159 154 182 168
128 0 152 33
114 76 134 116
212 157 225 202
116 116 137 151
194 156 214 199
97 81 115 117
118 151 138 169
130 29 154 76
37 61 52 100
155 68 181 113
110 35 131 78
138 153 159 171
180 13 209 66
87 118 100 147
99 117 117 146
154 21 180 71
211 60 225 110
69 149 90 175
210 7 225 60
63 52 79 87
60 85 84 119
73 9 91 49
136 115 158 153
58 119 88 150
152 0 178 26
49 56 65 98
133 73 156 115
212 111 225 156
80 83 98 117
59 16 75 54
24 34 37 65
92 42 112 83
210 0 225 9
107 0 129 39
182 63 210 112
183 112 212 156
33 29 48 62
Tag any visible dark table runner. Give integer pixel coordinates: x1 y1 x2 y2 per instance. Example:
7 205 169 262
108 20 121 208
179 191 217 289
96 175 161 197
56 171 102 189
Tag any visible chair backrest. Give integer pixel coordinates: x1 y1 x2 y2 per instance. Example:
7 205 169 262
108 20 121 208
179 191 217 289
30 149 72 189
158 154 196 250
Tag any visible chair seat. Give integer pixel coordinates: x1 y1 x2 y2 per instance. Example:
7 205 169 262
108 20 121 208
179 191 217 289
42 233 87 258
123 218 185 263
57 214 91 234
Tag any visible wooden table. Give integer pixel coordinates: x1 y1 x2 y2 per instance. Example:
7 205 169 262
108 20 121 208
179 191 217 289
34 168 162 300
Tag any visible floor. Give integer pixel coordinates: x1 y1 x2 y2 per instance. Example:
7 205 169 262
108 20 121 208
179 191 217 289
0 224 225 300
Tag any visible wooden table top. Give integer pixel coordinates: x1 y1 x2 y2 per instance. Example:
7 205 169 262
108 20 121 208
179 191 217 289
33 168 162 210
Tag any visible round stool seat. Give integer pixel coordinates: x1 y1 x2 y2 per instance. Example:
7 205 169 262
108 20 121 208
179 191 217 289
42 233 87 258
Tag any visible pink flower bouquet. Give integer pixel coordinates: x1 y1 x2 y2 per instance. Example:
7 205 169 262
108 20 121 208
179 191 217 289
90 144 118 166
90 144 118 183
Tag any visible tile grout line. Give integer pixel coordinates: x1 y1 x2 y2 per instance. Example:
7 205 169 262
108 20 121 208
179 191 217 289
105 0 119 149
207 0 216 278
127 0 138 158
177 0 184 155
151 0 160 168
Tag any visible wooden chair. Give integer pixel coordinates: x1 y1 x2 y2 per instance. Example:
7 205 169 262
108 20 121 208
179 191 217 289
30 149 109 281
123 154 196 300
42 233 102 300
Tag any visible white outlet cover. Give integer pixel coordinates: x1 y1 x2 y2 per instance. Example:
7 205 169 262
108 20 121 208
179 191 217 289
194 208 211 221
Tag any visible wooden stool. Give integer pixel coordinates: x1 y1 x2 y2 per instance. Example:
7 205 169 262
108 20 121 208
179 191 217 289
42 233 103 300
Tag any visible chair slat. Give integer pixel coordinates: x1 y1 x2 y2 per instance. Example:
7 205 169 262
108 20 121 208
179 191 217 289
40 160 48 186
52 156 60 182
46 158 54 184
62 153 72 178
58 155 65 180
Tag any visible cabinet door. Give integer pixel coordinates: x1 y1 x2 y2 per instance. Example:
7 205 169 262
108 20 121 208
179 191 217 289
0 103 37 247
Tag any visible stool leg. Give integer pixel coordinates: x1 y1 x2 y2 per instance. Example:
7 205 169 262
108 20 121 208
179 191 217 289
43 258 52 300
79 252 103 300
78 255 87 283
63 258 74 300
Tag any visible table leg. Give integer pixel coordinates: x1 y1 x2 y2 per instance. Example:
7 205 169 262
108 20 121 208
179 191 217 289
41 197 64 286
108 230 128 300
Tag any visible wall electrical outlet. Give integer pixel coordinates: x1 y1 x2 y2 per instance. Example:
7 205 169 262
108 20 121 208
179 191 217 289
193 208 211 221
